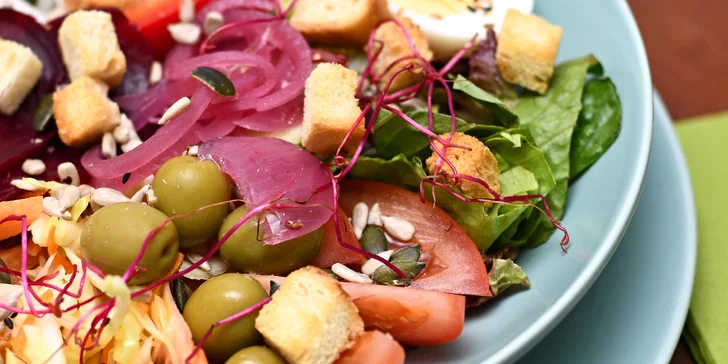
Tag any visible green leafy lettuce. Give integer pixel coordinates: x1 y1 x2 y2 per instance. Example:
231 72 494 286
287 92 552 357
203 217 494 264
453 75 519 127
489 259 531 296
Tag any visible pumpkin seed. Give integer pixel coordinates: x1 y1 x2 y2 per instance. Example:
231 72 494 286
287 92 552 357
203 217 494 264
322 268 340 280
0 258 11 285
390 245 421 263
269 281 281 295
191 66 236 96
360 225 388 254
372 261 426 286
172 278 188 312
33 94 54 132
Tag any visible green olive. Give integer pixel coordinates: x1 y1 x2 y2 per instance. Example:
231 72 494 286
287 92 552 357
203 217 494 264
183 274 268 363
81 202 179 285
218 206 323 275
225 346 287 364
153 155 231 248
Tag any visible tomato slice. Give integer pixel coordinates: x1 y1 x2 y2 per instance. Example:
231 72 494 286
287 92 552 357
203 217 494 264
338 179 490 297
254 275 465 346
335 331 405 364
122 0 213 59
311 208 366 268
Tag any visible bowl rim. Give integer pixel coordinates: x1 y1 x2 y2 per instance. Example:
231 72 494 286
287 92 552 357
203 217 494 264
483 1 654 363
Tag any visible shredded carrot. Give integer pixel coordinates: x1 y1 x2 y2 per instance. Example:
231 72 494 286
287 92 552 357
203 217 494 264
134 301 149 315
46 226 74 273
0 197 43 241
101 341 113 363
9 327 26 352
0 246 41 271
18 190 46 199
152 253 184 297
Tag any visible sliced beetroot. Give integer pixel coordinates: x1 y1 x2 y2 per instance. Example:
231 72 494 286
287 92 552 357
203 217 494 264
198 137 334 245
0 9 65 182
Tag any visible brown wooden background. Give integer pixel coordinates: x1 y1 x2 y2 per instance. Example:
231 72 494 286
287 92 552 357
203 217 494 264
628 0 727 362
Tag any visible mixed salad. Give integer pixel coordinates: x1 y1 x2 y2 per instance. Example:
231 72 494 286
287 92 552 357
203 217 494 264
0 0 622 362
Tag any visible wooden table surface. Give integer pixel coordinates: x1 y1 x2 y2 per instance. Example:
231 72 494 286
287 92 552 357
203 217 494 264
627 0 727 362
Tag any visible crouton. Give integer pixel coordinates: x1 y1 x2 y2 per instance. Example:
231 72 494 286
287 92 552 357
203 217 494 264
495 9 563 94
255 267 364 364
426 132 501 201
0 38 43 116
63 0 126 12
290 0 390 47
58 10 127 87
371 16 433 93
53 76 121 147
301 63 365 156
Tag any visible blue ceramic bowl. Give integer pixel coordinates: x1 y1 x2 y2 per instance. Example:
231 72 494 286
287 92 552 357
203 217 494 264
407 1 653 363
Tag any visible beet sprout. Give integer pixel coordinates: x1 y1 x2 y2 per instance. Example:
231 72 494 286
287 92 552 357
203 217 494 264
186 296 273 361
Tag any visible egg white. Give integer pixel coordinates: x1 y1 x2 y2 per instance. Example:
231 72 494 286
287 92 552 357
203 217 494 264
389 0 534 59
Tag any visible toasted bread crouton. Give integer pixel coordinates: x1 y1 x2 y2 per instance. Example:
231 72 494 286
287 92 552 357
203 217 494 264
302 63 364 156
63 0 126 12
53 76 121 147
495 9 563 94
290 0 390 47
371 16 433 93
255 267 364 364
58 10 127 87
0 38 43 116
426 132 501 201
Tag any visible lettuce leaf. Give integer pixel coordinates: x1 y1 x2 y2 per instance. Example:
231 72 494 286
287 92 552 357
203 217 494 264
453 75 520 127
570 77 622 178
373 109 502 160
348 155 427 190
489 258 531 296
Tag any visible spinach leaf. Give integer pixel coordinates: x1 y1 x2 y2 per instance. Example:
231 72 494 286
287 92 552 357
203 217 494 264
569 77 622 178
499 166 538 197
510 55 600 248
453 75 519 127
348 155 427 190
514 54 600 182
373 109 502 160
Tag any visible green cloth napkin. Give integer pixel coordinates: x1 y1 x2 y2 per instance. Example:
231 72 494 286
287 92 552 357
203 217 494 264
677 112 728 364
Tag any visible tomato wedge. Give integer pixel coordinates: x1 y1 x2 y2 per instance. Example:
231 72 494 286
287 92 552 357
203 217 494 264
335 331 405 364
122 0 213 59
338 180 490 297
254 275 465 346
311 208 366 268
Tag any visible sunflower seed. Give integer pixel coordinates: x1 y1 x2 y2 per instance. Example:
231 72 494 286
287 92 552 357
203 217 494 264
188 145 199 156
21 159 46 176
121 138 142 153
331 263 373 284
145 188 158 207
78 184 95 197
43 197 71 219
149 61 163 85
101 132 117 159
158 97 191 125
168 23 201 45
186 252 211 272
91 188 130 207
55 185 80 211
361 250 394 276
179 0 195 22
113 125 130 144
58 162 80 186
381 215 415 241
352 202 368 239
367 202 382 226
10 179 40 191
204 11 224 36
131 184 150 203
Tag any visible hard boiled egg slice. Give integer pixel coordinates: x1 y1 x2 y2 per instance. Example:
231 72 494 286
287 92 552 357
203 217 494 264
389 0 534 59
